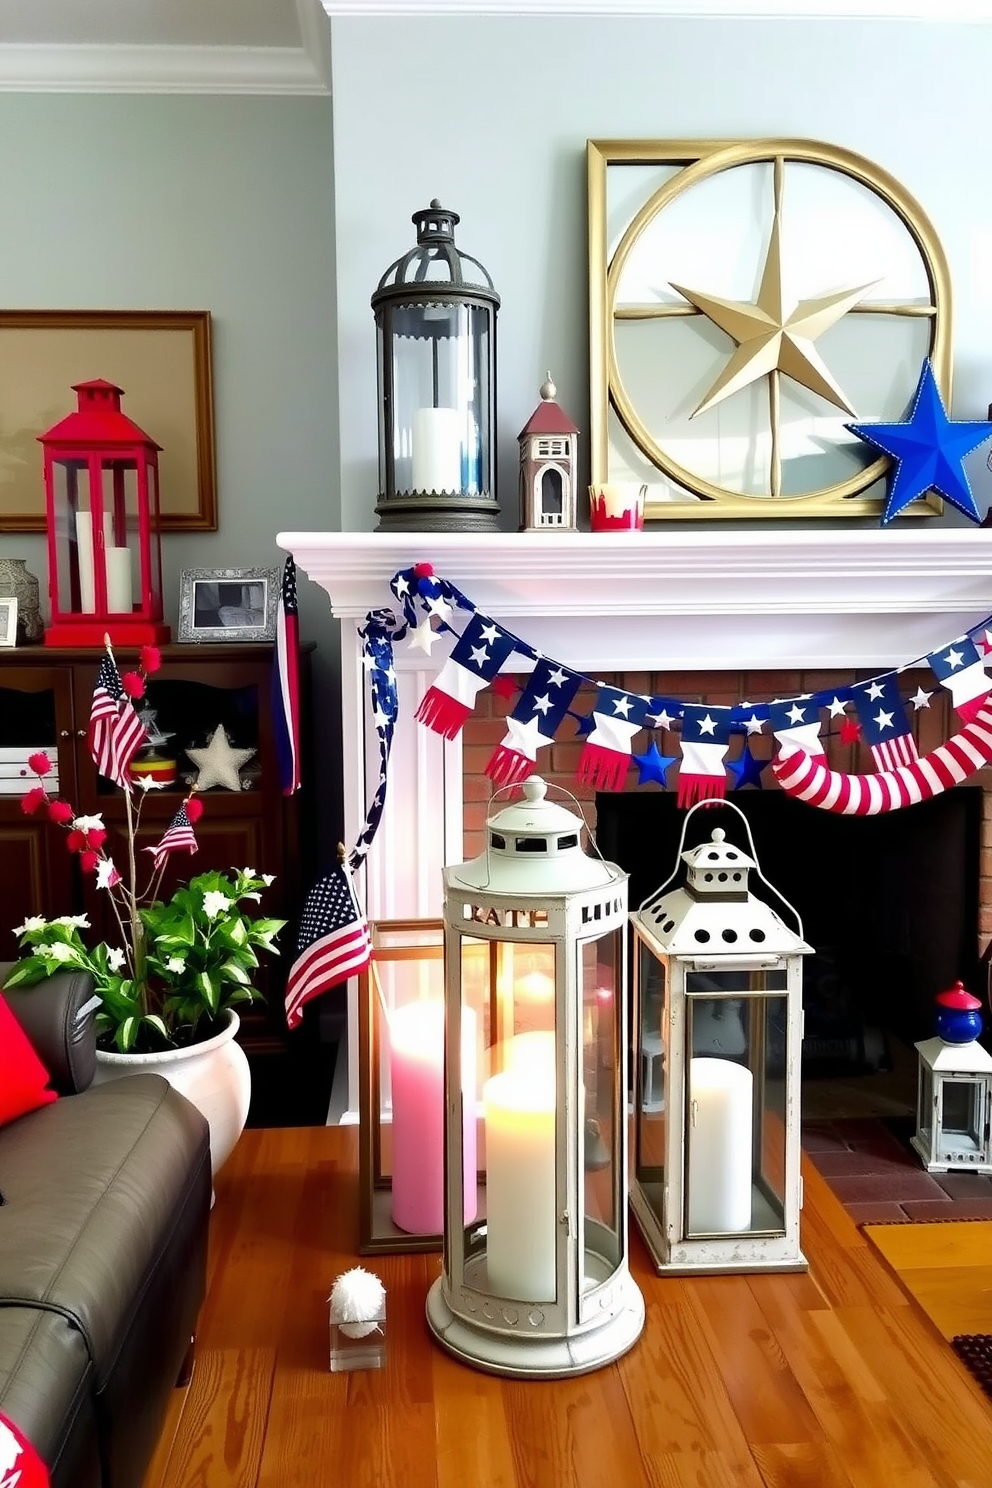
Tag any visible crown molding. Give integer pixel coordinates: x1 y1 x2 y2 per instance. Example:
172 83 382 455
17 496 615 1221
0 12 331 97
320 0 992 17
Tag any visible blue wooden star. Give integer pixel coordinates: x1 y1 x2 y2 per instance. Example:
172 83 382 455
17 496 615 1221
632 740 678 786
727 742 768 791
846 359 992 526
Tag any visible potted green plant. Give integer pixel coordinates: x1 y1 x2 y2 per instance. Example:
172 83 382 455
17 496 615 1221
3 642 286 1175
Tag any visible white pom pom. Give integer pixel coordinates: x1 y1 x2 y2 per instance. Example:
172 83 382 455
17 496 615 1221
329 1267 386 1339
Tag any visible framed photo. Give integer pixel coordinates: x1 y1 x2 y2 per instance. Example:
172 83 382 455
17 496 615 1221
0 597 17 647
0 310 216 533
178 567 279 643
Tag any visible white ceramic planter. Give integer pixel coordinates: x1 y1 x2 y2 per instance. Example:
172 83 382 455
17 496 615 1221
92 1008 251 1179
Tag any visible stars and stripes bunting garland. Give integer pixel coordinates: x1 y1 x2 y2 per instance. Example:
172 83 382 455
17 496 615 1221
486 660 585 787
773 701 992 814
272 554 301 794
851 676 919 770
927 637 992 722
380 563 992 818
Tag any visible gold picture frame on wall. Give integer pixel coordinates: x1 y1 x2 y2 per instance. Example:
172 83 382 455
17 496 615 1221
0 309 217 533
588 138 952 521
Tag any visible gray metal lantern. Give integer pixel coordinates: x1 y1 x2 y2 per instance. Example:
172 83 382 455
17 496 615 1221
629 801 812 1275
371 199 500 533
426 778 644 1378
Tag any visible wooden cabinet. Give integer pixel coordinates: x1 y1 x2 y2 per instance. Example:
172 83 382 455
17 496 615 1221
0 643 317 1087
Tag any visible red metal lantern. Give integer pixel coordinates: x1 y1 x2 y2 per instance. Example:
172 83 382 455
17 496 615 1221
40 379 170 646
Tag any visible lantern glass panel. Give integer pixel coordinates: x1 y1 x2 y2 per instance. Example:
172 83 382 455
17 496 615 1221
96 460 139 613
939 1079 986 1158
52 460 88 612
634 940 666 1224
685 988 789 1239
581 932 622 1274
389 303 491 495
459 933 559 1305
146 461 163 609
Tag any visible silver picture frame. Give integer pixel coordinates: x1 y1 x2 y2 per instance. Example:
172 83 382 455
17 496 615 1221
0 596 17 647
178 566 278 643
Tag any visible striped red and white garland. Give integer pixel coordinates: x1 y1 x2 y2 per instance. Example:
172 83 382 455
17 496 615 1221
773 702 992 814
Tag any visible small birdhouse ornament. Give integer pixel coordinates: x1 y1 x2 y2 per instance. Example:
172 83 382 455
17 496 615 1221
518 375 579 532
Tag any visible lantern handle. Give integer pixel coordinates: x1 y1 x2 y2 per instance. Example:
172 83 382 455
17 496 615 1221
657 799 807 942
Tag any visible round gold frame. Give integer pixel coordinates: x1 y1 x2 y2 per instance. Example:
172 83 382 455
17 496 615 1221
591 138 952 520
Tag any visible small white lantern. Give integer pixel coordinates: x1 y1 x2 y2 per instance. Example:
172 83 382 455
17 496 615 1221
628 801 812 1274
426 778 644 1378
912 983 992 1174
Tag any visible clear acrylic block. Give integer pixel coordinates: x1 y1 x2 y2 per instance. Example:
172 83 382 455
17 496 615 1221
328 1302 386 1372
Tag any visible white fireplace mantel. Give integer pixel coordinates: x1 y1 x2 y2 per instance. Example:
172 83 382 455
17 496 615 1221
279 526 992 1117
280 528 992 672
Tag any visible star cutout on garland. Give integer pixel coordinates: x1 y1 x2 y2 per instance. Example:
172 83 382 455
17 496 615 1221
632 740 678 786
846 358 992 525
185 725 256 792
727 743 768 791
839 718 861 746
491 674 518 700
574 712 595 737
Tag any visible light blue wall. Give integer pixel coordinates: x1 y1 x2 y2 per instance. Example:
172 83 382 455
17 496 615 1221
330 14 992 530
0 92 344 841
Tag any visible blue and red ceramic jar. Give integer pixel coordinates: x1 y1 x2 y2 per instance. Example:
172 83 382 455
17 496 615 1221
934 982 984 1045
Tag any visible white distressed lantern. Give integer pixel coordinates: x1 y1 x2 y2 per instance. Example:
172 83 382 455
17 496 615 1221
912 984 992 1174
628 801 812 1274
426 778 644 1378
517 375 579 531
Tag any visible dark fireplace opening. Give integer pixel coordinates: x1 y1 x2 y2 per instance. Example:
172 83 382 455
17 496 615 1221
596 786 983 1080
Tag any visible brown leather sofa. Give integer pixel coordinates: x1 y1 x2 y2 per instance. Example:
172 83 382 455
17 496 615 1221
0 966 212 1488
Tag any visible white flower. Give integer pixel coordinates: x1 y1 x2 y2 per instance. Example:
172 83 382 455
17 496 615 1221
106 947 126 971
166 956 187 974
13 915 48 935
71 814 105 833
202 891 232 920
136 776 166 792
95 859 118 890
261 873 275 886
38 942 77 962
241 866 256 878
52 914 91 929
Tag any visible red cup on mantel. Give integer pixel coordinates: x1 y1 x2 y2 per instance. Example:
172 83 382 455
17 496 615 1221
588 482 647 531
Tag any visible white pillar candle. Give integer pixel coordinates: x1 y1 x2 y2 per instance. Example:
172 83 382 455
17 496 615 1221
389 1001 477 1235
687 1057 753 1233
483 1030 557 1302
412 407 461 493
74 510 132 613
104 546 133 613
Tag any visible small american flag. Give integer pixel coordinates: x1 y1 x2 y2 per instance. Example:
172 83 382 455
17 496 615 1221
853 676 919 770
284 862 372 1031
89 651 147 788
145 800 198 872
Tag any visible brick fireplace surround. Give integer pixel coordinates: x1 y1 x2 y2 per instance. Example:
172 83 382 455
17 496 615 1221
281 528 992 1117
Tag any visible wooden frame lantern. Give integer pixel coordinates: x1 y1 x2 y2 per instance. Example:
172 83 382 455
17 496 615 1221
41 379 170 646
629 801 812 1274
371 200 500 533
426 778 644 1378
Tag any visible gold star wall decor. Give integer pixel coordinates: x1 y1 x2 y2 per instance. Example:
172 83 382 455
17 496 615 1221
588 138 952 519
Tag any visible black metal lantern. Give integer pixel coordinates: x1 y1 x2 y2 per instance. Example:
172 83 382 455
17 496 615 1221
371 200 500 532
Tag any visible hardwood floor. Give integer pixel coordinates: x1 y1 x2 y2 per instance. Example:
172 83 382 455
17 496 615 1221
143 1127 992 1488
865 1220 992 1340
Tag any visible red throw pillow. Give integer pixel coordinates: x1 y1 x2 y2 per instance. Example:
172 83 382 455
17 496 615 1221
0 1410 50 1485
0 991 58 1127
